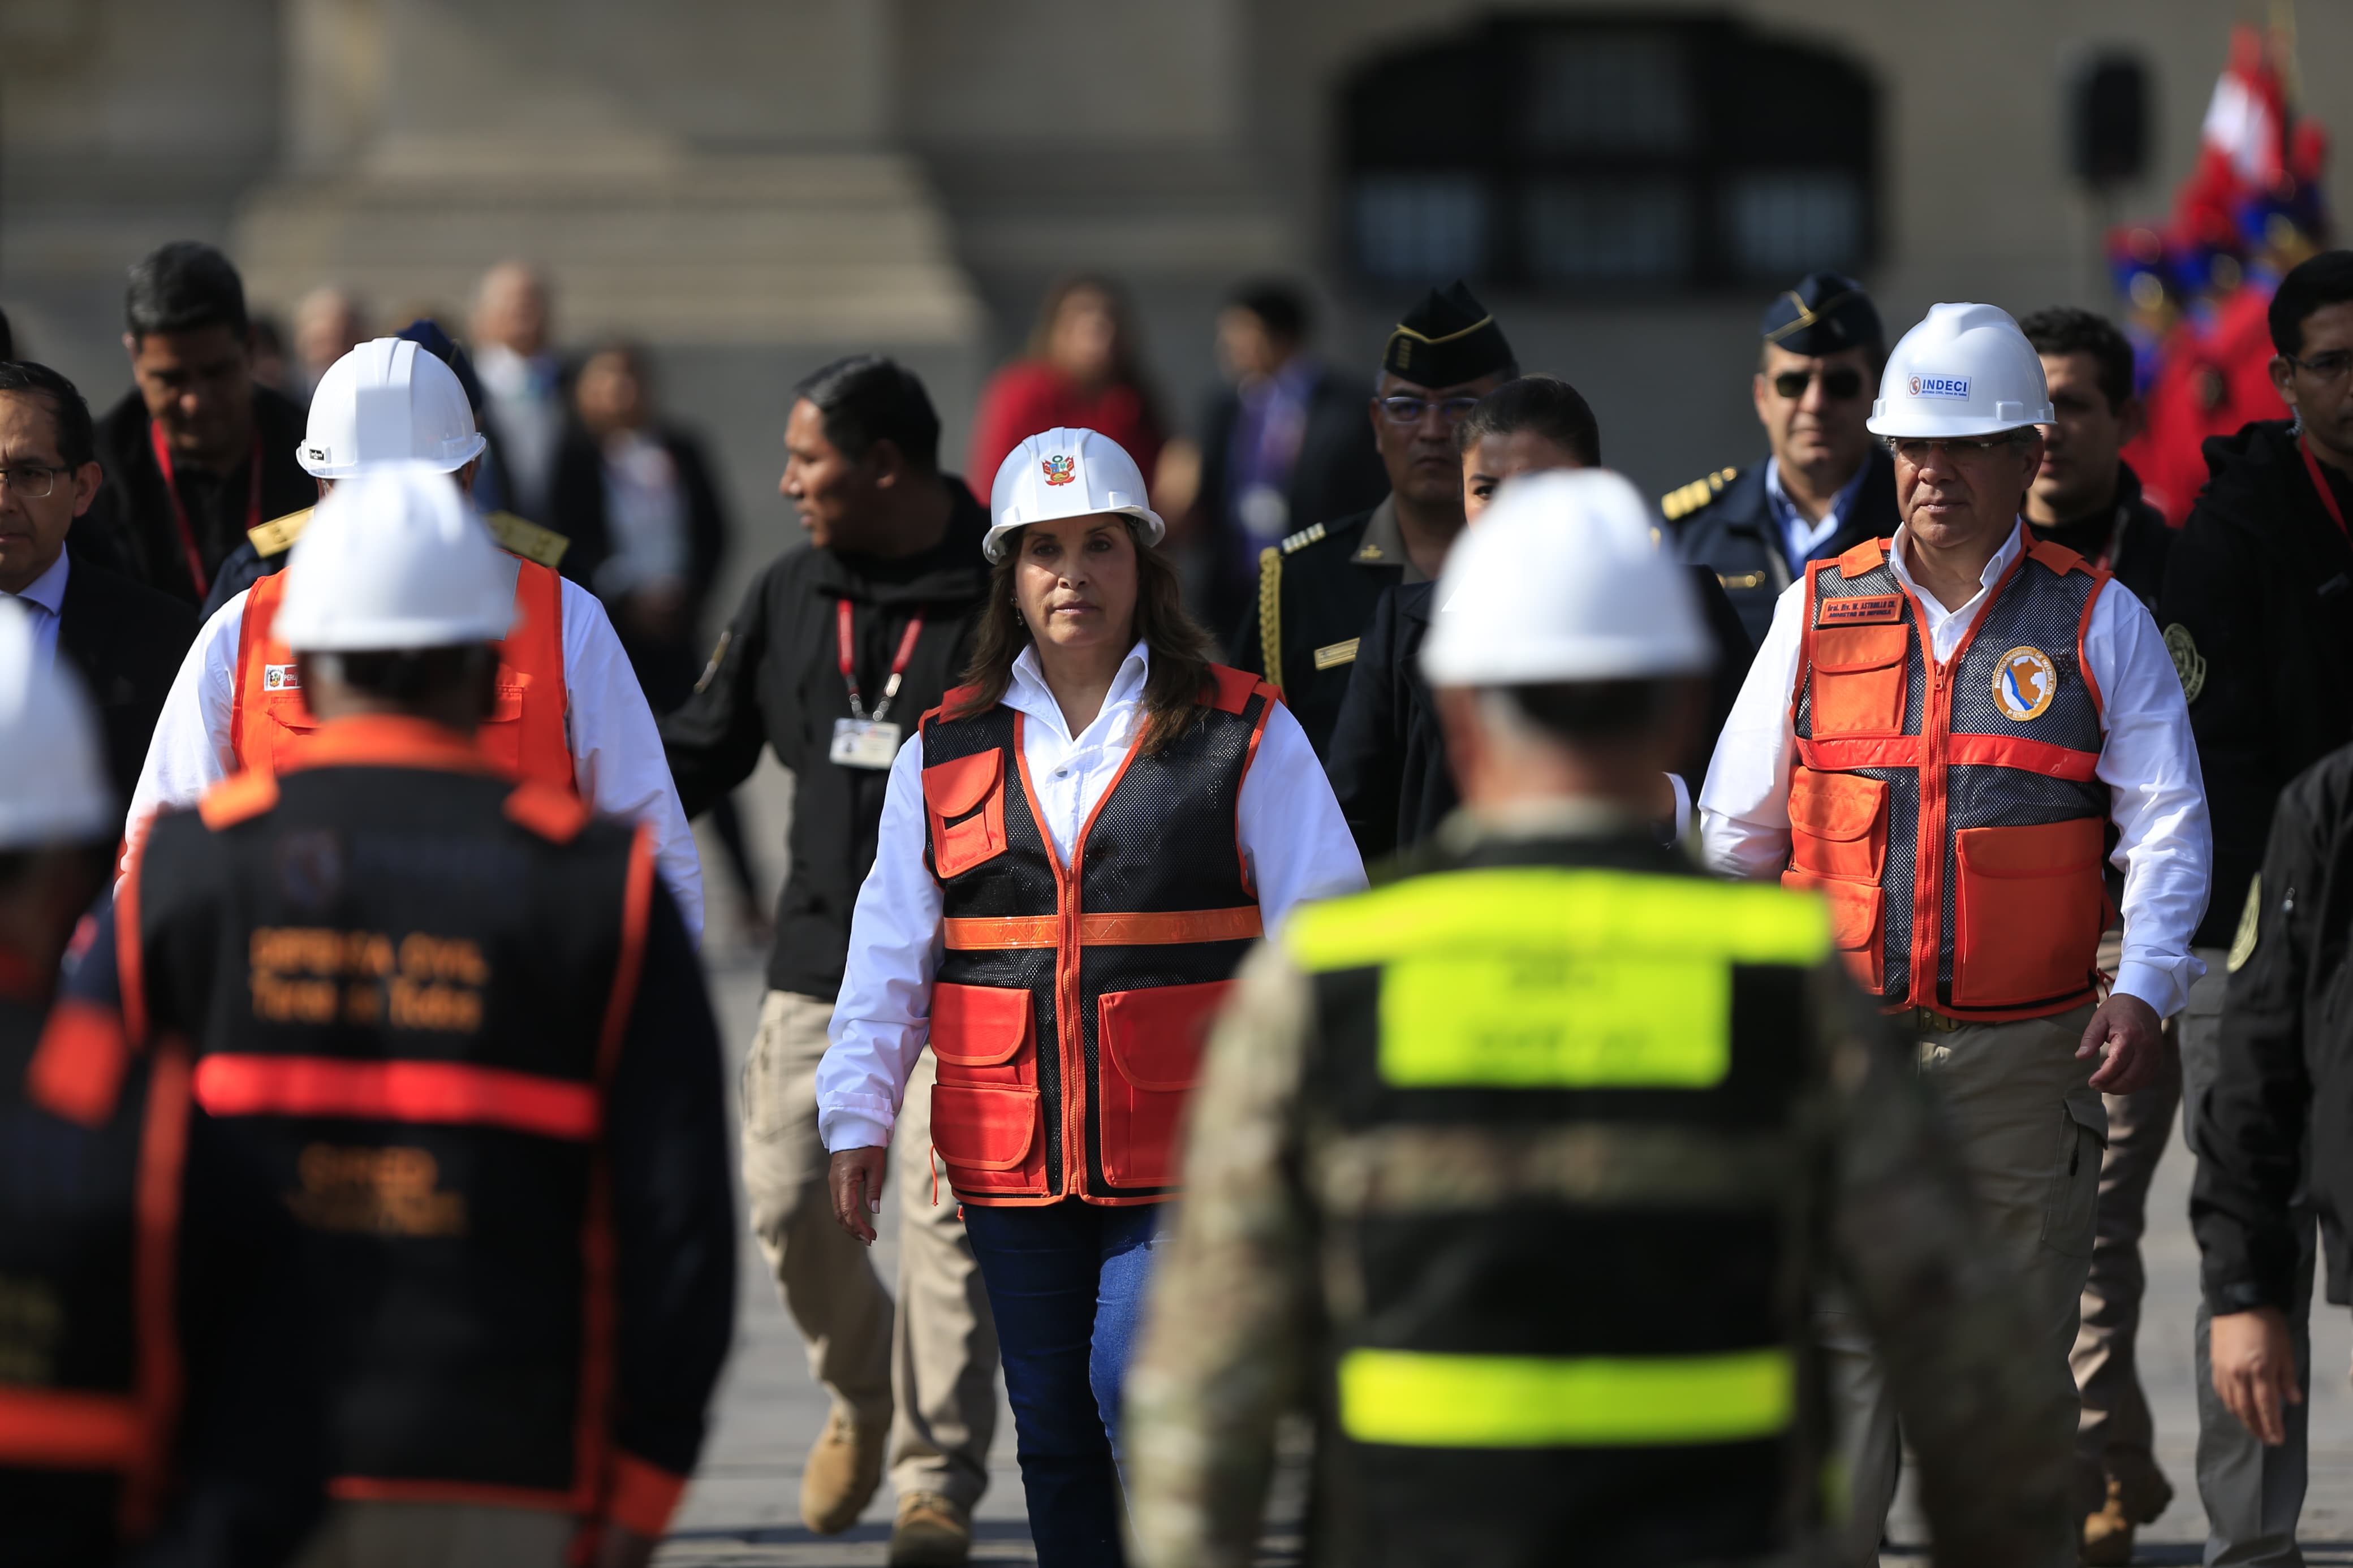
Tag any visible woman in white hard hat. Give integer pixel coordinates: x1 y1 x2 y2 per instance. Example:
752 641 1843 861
817 427 1364 1563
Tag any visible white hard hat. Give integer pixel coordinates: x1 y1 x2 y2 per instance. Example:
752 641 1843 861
299 336 488 478
0 599 113 848
984 427 1166 564
1866 303 2055 439
273 462 515 652
1421 469 1712 686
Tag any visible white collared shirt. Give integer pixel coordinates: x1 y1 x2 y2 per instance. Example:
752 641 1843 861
1698 520 2212 1017
126 573 705 943
1764 457 1868 573
3 549 68 672
817 641 1368 1151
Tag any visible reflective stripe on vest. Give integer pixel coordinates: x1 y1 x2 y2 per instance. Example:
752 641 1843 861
0 1389 146 1469
1338 1346 1796 1448
192 1055 598 1140
230 559 575 795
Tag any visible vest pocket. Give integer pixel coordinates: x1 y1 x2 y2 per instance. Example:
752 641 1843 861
1097 979 1232 1189
929 1083 1045 1194
469 679 532 775
924 750 1008 879
262 687 321 771
1786 768 1886 882
929 981 1034 1086
1951 818 2106 1008
1781 870 1884 995
1807 623 1908 736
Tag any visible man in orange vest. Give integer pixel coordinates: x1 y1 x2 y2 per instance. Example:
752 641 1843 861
1701 303 2213 1566
126 338 703 939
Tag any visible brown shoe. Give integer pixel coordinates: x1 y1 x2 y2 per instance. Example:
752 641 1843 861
2080 1475 2145 1566
889 1490 972 1566
799 1404 887 1535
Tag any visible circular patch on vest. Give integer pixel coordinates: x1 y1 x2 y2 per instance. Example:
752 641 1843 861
1991 645 2058 722
2165 623 2207 704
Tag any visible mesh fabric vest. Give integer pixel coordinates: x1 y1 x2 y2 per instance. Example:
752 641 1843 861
917 666 1275 1204
1787 533 2110 1020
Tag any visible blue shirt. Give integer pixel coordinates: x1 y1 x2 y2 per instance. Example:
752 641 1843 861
1763 457 1871 575
3 549 68 673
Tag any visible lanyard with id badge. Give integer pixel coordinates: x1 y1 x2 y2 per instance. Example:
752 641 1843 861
830 597 924 770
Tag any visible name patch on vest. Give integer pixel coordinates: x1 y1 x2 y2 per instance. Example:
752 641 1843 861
263 663 301 690
1816 594 1905 627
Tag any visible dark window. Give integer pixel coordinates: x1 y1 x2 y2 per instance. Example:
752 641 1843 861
1342 14 1879 292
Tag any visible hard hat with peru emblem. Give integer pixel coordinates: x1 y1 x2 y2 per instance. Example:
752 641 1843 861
984 427 1166 563
1867 303 2054 439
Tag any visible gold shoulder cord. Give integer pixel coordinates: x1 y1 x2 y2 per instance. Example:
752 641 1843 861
1257 546 1283 691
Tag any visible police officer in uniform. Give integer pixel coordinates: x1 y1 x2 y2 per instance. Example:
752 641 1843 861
1664 271 1899 646
0 599 323 1566
111 466 735 1568
1226 282 1515 757
1126 471 2069 1567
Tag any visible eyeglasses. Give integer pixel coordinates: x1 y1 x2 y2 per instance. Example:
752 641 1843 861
1772 366 1865 400
0 464 68 499
1379 395 1483 426
2285 350 2353 382
1886 435 2026 465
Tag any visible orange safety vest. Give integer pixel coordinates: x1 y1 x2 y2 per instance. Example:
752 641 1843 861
228 560 575 794
1785 531 2113 1021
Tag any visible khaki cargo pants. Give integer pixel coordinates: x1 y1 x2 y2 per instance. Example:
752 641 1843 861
740 990 999 1509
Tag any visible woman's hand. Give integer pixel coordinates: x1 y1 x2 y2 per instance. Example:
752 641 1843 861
829 1146 889 1243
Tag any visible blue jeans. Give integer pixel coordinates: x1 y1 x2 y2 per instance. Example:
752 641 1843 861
960 1200 1165 1567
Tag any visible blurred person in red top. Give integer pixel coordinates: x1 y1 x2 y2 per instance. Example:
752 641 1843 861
967 277 1163 492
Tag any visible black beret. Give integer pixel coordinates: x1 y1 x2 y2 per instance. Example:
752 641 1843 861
1760 271 1882 357
1383 281 1515 388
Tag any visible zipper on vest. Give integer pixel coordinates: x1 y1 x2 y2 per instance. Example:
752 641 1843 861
1910 640 1951 1011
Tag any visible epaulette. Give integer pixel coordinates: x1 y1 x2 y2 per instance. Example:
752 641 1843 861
248 506 313 559
485 511 571 570
1278 521 1328 555
1660 467 1740 522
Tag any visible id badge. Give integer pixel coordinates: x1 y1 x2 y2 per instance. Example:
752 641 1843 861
830 717 903 770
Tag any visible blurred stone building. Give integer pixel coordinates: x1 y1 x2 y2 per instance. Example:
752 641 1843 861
3 0 2346 597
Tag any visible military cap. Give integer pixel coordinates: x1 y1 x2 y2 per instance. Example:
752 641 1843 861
1383 281 1515 388
1760 271 1882 357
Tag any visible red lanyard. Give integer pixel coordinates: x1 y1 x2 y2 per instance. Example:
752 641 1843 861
2302 437 2350 539
837 598 924 722
149 420 261 598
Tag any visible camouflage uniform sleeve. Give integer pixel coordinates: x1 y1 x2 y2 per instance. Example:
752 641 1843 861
1125 939 1318 1568
1814 964 2074 1563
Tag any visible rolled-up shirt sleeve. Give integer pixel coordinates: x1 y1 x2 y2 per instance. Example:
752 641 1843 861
819 733 941 1153
1699 581 1805 879
1239 698 1369 929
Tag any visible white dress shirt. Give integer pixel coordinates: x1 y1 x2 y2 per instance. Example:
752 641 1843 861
127 573 706 943
1699 521 2210 1017
5 549 68 672
817 641 1368 1152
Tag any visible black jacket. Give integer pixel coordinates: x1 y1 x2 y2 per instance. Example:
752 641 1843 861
661 481 992 999
55 554 199 833
1324 567 1757 861
1224 502 1406 761
2157 419 2353 948
2191 743 2353 1314
80 387 317 607
2027 460 2173 610
1194 366 1387 633
1663 446 1901 647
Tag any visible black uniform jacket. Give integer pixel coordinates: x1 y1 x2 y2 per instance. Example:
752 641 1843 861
2191 744 2353 1315
80 388 316 607
1323 567 1757 862
2027 461 2173 610
662 480 991 1000
2157 419 2353 948
1664 446 1900 647
1224 499 1409 760
55 552 200 833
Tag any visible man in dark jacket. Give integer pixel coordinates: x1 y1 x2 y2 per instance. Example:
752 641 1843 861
2157 248 2353 1567
1192 281 1388 633
1663 271 1899 646
659 356 998 1565
79 243 314 606
2022 308 2173 607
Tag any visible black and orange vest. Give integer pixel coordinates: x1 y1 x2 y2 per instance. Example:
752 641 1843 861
229 557 575 794
130 716 654 1521
918 666 1277 1206
1785 530 2111 1020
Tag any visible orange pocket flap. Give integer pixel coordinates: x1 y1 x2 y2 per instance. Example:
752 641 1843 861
930 1083 1039 1171
923 750 1003 819
263 688 320 731
1954 817 2105 878
1782 870 1882 950
488 683 527 724
1099 979 1234 1093
930 982 1031 1068
1787 770 1886 841
1811 623 1908 673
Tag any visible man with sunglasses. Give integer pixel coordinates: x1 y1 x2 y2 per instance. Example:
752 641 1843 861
2160 248 2353 1568
1664 271 1900 647
1703 301 2210 1568
1226 281 1514 757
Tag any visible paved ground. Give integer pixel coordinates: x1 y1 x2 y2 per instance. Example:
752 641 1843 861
657 798 2353 1564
